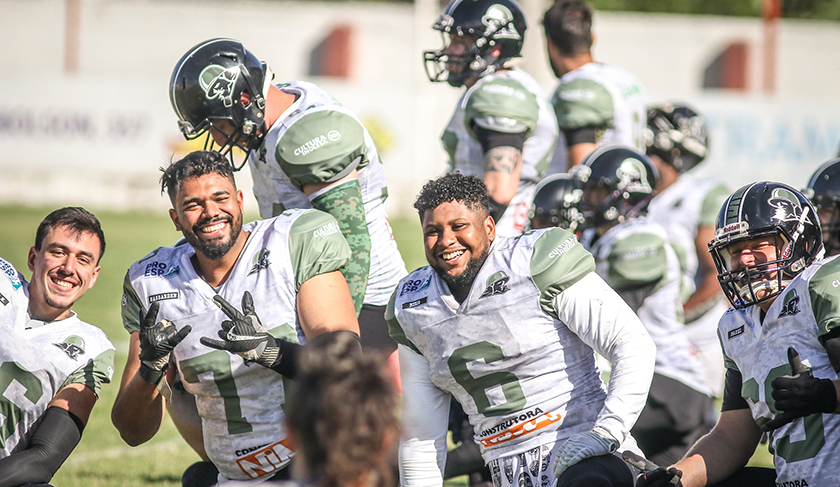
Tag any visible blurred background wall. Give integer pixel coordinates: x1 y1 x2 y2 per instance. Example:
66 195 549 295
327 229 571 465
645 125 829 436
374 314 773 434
1 0 838 216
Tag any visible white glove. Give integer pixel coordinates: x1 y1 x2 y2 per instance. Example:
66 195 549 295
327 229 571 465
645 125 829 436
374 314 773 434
553 427 618 478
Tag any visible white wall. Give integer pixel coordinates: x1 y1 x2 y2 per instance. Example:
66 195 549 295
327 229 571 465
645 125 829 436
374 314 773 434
1 0 839 216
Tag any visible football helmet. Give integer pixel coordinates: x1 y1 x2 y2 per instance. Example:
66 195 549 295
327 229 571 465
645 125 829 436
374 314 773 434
709 182 822 309
424 0 527 87
529 174 583 231
803 158 840 256
570 146 658 231
645 103 709 173
170 38 273 170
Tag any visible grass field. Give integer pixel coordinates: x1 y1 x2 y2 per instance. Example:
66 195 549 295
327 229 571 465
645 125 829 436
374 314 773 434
0 205 771 485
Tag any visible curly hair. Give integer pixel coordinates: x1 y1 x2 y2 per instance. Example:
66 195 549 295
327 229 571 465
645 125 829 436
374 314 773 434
542 0 594 57
160 150 236 203
413 172 490 220
285 332 398 487
35 207 105 264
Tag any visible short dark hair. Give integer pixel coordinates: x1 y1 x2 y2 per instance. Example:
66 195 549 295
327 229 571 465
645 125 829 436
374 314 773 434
543 0 594 57
160 150 236 203
35 207 105 263
413 172 490 220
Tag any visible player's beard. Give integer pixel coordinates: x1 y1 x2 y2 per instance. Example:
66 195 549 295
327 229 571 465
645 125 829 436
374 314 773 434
436 244 490 294
186 213 243 260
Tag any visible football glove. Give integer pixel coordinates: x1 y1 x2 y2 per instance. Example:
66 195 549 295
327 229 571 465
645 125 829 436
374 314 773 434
622 451 682 487
762 346 837 432
553 427 618 477
200 291 281 368
138 301 192 384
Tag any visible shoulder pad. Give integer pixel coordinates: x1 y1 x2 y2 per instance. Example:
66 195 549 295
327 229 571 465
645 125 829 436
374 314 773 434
553 77 614 130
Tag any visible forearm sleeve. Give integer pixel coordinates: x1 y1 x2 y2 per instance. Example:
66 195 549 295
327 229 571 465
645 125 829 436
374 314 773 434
553 273 656 444
310 179 371 315
398 345 451 487
0 406 84 486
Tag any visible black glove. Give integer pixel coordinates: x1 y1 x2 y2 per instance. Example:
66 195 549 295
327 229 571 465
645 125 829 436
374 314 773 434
200 291 281 368
623 451 683 487
138 301 192 384
762 346 837 432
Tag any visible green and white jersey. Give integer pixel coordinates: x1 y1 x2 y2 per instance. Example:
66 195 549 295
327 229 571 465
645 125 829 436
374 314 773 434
585 218 710 395
389 228 654 479
549 63 646 173
0 258 114 458
718 256 840 487
0 256 27 333
442 68 559 237
248 80 406 306
122 210 350 481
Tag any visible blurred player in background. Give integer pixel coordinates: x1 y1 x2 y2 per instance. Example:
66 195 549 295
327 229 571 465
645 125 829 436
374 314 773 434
423 0 559 237
111 151 359 486
542 0 646 170
804 158 840 257
645 103 730 399
528 172 583 232
570 147 712 466
0 207 115 486
390 172 655 487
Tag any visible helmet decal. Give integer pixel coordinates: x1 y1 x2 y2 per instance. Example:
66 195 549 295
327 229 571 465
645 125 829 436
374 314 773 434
769 187 804 225
199 64 241 108
616 158 652 193
482 5 520 40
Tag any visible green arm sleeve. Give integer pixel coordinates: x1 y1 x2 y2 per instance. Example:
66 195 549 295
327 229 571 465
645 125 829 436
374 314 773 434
309 180 370 315
808 257 840 341
288 209 353 292
465 77 540 137
385 289 422 355
699 183 731 227
121 270 143 334
530 228 597 318
62 348 115 396
275 110 368 189
604 232 669 290
552 78 614 131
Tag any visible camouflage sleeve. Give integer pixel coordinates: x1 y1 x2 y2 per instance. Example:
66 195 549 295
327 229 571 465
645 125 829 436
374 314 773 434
310 179 371 315
551 77 614 131
808 257 840 341
603 232 669 290
287 209 352 292
275 110 368 189
62 348 115 397
465 77 539 137
529 228 597 318
385 289 422 355
121 270 144 334
699 182 731 227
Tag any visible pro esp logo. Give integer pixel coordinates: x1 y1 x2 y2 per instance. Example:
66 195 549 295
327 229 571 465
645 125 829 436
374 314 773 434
236 438 295 479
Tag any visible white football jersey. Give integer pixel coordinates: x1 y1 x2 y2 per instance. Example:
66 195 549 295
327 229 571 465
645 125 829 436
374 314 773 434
247 80 406 307
718 256 840 487
122 210 350 481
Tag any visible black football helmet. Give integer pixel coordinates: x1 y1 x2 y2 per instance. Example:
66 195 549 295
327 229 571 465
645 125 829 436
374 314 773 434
570 146 658 231
803 158 840 256
529 174 583 231
170 38 272 170
709 182 822 309
645 103 710 173
424 0 527 87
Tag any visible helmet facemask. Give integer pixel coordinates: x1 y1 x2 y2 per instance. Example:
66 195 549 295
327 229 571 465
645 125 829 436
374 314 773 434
711 230 790 309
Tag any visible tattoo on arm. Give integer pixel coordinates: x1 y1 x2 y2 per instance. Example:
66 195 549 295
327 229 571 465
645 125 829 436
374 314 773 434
484 146 522 175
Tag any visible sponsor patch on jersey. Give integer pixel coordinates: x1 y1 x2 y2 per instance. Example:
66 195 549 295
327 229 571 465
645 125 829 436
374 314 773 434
778 289 801 318
235 438 294 479
775 479 810 487
478 407 562 448
548 236 577 260
0 292 8 306
248 248 271 276
294 133 333 157
313 221 341 239
149 292 179 303
402 297 427 309
53 335 85 360
0 260 22 290
144 261 178 278
480 271 510 299
481 84 526 100
727 325 745 340
399 275 431 296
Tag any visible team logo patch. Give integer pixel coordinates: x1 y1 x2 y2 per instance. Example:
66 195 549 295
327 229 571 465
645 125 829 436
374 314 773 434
53 335 85 360
402 297 427 309
0 292 8 306
235 438 295 479
0 260 22 290
198 64 240 107
778 289 801 318
727 325 745 340
480 271 510 299
248 248 271 276
399 276 431 296
149 292 179 303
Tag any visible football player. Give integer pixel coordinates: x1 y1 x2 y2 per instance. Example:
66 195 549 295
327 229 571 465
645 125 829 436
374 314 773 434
804 158 840 256
570 147 712 467
542 0 646 169
111 151 360 485
637 182 840 487
528 173 583 232
0 207 115 485
388 172 655 487
423 0 559 237
645 103 730 399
